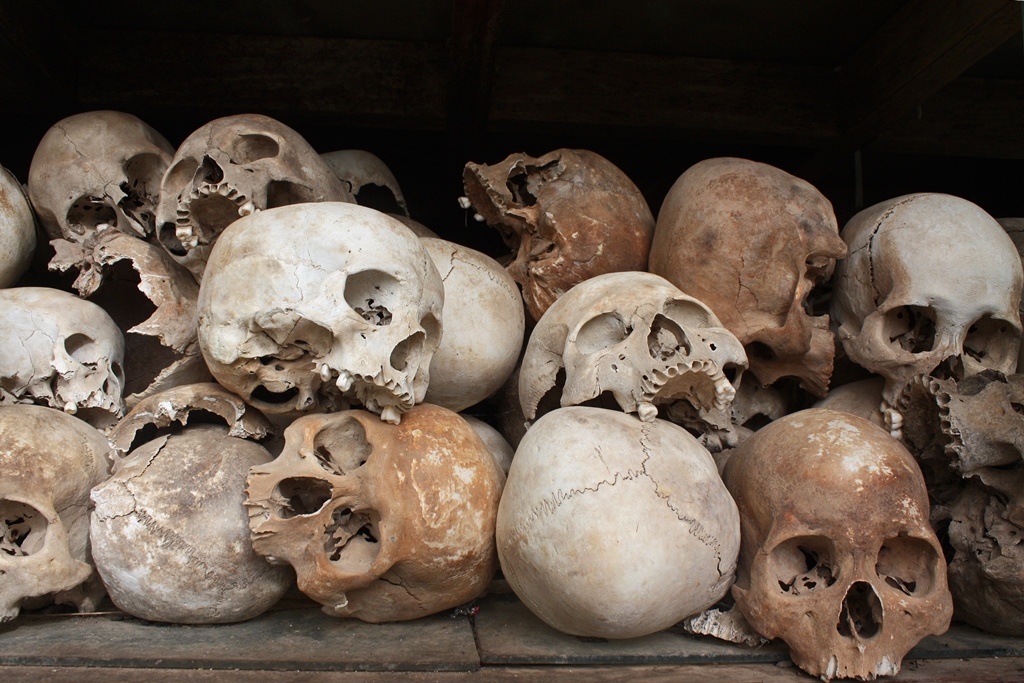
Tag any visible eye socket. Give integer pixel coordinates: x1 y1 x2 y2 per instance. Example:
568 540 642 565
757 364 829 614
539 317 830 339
64 333 97 362
66 196 118 234
963 315 1019 368
1 500 47 556
313 417 371 476
223 133 280 164
647 314 690 360
273 477 332 518
575 312 632 355
344 270 400 326
875 535 940 596
768 535 839 597
884 305 937 354
663 299 711 328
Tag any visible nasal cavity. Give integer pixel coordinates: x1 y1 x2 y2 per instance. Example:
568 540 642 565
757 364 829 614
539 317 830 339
836 581 882 639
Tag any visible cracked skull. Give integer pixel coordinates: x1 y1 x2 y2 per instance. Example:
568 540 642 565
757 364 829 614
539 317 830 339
496 406 740 639
156 113 354 282
0 287 125 429
832 193 1023 438
650 157 847 398
197 202 443 424
724 408 952 681
27 110 174 288
245 403 504 622
462 148 655 322
518 271 746 435
0 404 114 622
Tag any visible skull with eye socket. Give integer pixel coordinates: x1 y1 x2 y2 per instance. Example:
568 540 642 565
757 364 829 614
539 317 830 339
724 409 952 681
832 193 1023 439
197 202 442 424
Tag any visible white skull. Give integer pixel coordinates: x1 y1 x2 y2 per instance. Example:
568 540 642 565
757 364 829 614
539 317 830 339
832 193 1023 437
496 406 740 638
0 404 114 621
321 149 408 217
519 271 746 431
724 409 953 680
156 114 354 282
198 202 443 424
0 287 125 428
27 111 174 291
245 403 504 622
0 164 36 288
91 384 289 624
421 237 525 412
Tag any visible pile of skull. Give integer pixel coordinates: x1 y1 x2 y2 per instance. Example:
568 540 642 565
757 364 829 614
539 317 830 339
0 110 1021 681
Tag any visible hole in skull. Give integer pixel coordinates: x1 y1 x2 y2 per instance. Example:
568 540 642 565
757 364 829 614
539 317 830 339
836 581 883 639
324 507 380 573
576 312 631 355
648 315 691 360
274 477 332 518
197 156 224 184
1 500 47 556
251 385 299 405
66 197 118 235
390 331 424 373
267 180 317 209
746 342 775 362
964 315 1019 368
885 306 937 354
345 270 401 326
506 169 538 206
770 536 838 596
313 418 372 476
224 133 280 164
723 363 739 384
162 157 200 194
63 333 97 363
119 153 166 233
876 535 939 596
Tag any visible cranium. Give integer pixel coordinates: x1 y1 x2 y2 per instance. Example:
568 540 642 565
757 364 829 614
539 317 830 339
198 202 443 424
0 164 36 288
0 287 125 429
156 113 354 282
91 384 289 624
462 148 655 321
496 406 740 638
832 193 1022 438
518 271 746 438
0 404 114 621
245 403 504 622
321 149 408 216
649 157 848 398
27 111 174 290
724 408 952 680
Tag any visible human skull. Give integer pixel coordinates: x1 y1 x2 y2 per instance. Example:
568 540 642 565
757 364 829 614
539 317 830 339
198 202 443 424
462 149 655 322
27 111 174 289
0 164 36 288
0 287 125 429
156 114 354 282
246 403 504 622
724 408 952 680
496 406 740 639
321 149 408 216
91 385 289 624
519 271 746 436
421 237 525 412
832 193 1022 437
649 157 848 398
0 404 114 621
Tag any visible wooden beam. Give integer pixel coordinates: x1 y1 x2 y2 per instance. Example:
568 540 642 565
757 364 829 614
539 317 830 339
447 0 505 147
801 0 1022 176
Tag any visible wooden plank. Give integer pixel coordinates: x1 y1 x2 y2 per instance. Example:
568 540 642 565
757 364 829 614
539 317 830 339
74 31 450 130
0 607 479 671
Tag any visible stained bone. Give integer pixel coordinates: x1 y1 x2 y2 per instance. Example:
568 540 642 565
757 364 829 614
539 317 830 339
0 165 36 288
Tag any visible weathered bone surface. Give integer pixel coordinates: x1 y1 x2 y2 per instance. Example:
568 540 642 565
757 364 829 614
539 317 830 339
198 202 443 424
813 376 887 428
463 149 655 322
0 404 114 622
321 150 408 217
496 406 739 638
156 114 354 282
92 421 290 623
391 214 439 239
997 218 1024 375
421 237 524 412
650 157 847 398
0 165 36 288
724 409 952 681
0 287 125 429
519 271 746 437
28 111 174 289
461 414 515 475
246 403 504 622
832 193 1022 438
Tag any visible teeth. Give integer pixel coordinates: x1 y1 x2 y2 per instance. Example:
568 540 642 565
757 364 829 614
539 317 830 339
63 401 78 415
473 213 485 223
319 364 332 382
336 370 353 392
457 196 472 209
176 225 194 244
238 200 257 217
637 402 658 422
713 377 736 409
96 222 110 232
881 401 904 440
381 405 402 425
